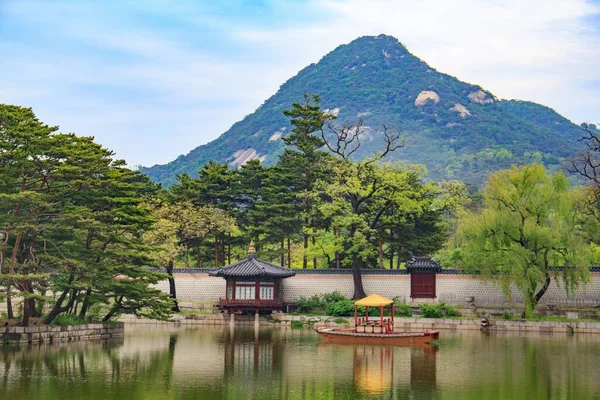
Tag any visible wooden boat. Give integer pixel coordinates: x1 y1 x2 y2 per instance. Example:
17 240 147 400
314 327 439 345
314 294 440 345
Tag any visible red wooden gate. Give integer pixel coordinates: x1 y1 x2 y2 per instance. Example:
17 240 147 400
410 273 436 298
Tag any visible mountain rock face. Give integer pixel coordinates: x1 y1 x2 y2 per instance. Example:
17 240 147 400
141 34 583 186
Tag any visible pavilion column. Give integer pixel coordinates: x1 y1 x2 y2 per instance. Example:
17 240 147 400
230 312 235 326
254 311 260 327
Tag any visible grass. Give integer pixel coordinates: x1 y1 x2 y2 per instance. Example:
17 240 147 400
290 321 304 328
50 314 97 326
334 318 350 325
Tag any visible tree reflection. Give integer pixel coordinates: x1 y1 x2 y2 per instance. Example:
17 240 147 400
1 328 599 400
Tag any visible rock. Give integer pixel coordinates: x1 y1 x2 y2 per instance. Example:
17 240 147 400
415 91 440 107
468 90 494 104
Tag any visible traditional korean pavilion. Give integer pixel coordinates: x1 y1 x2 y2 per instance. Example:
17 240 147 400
209 241 296 313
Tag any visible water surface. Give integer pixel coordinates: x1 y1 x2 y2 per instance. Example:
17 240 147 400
1 325 599 399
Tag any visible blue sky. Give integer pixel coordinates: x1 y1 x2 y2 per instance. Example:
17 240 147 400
1 0 600 167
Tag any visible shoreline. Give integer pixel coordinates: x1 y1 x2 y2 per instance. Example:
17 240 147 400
121 314 600 334
1 322 125 345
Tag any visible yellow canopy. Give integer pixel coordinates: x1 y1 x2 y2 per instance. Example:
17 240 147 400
354 294 394 307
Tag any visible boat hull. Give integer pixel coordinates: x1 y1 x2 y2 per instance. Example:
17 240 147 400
314 328 439 345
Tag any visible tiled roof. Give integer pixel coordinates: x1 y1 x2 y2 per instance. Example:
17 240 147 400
208 255 296 278
406 257 441 272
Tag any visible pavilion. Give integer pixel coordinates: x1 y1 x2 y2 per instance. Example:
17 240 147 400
209 241 296 314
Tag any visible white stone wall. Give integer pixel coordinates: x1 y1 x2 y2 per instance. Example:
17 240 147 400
154 273 225 301
159 272 600 307
281 274 411 302
437 274 600 307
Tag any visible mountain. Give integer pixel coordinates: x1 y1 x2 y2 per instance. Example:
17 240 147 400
141 34 584 187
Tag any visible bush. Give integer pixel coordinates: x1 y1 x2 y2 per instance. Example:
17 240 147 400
420 302 461 318
420 303 443 318
334 318 349 324
502 310 512 320
326 300 385 317
290 320 304 328
297 292 349 312
394 302 413 317
321 291 347 303
297 295 325 312
444 304 461 317
326 300 355 316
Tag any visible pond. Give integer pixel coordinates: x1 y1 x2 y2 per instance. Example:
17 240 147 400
1 325 599 399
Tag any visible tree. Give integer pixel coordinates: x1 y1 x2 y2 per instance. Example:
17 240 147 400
144 200 237 312
568 123 600 194
279 94 335 268
314 117 405 298
316 160 427 298
0 103 175 325
170 162 238 265
451 164 591 317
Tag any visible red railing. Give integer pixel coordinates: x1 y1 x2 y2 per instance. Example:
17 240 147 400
218 298 282 307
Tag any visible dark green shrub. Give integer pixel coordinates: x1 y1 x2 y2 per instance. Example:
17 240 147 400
502 310 512 320
326 300 386 317
420 303 443 318
297 292 348 312
444 303 461 317
297 295 325 312
290 320 304 328
394 302 413 317
326 300 355 316
420 302 461 318
321 291 347 303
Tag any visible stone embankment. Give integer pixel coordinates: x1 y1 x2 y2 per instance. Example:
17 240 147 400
121 314 600 334
1 322 124 345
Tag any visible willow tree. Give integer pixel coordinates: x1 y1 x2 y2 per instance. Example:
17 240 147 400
452 164 591 317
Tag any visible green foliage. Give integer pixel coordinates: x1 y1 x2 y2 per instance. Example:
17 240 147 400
393 300 413 317
334 318 350 324
290 320 304 328
326 300 355 317
298 291 349 312
50 314 94 326
142 35 584 188
419 302 461 318
325 300 385 317
502 310 512 320
321 291 347 303
451 164 591 317
0 104 174 326
297 295 326 312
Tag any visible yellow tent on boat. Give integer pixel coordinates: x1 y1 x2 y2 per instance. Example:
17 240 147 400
354 294 394 307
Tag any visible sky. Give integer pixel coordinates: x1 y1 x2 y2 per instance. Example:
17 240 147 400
1 0 600 168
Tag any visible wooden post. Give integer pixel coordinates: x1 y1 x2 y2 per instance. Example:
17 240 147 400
380 306 383 332
391 303 394 333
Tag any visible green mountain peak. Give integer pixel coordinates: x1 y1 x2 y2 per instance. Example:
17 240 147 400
141 34 582 187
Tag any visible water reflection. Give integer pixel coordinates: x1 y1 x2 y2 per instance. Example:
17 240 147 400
1 326 599 400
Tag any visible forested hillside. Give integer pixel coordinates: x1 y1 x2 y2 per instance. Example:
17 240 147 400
141 34 584 187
